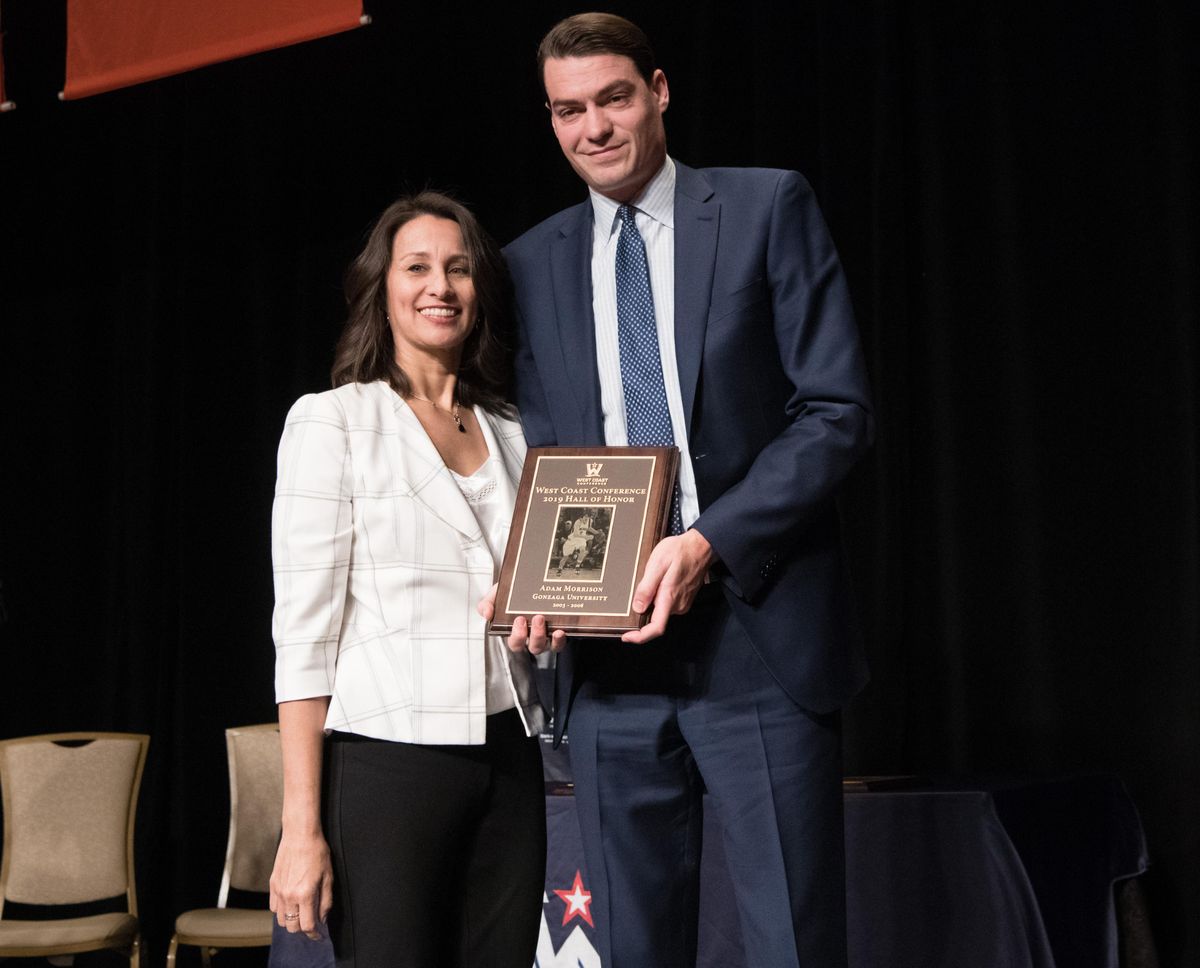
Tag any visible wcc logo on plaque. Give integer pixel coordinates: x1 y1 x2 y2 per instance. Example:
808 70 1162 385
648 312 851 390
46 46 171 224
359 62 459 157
585 461 604 476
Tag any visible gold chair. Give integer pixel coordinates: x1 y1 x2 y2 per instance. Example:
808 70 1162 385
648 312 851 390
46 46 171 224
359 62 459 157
168 723 282 967
0 731 149 967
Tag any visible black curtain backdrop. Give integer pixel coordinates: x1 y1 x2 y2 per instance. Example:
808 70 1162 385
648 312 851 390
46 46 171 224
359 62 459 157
1 2 1196 964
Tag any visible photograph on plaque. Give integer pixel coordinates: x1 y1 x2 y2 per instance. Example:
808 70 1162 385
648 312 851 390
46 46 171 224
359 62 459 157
491 447 678 637
545 505 614 582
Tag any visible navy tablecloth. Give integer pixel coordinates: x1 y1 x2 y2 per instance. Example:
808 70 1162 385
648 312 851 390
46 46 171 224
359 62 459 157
269 775 1147 968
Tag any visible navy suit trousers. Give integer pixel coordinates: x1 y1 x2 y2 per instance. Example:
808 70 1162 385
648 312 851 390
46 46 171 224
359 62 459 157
566 587 847 968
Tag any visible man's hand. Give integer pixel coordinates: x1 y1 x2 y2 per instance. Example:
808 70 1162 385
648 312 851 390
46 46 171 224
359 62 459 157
621 528 716 644
477 583 567 655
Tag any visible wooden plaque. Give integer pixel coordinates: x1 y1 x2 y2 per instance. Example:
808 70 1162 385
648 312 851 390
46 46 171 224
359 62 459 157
490 446 679 637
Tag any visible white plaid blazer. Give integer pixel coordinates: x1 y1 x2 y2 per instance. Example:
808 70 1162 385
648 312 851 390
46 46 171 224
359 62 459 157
272 381 544 744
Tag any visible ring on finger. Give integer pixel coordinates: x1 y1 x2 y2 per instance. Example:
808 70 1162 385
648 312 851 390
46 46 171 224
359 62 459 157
285 912 300 922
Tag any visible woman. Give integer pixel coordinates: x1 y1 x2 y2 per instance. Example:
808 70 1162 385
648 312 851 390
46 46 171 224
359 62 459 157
269 192 546 968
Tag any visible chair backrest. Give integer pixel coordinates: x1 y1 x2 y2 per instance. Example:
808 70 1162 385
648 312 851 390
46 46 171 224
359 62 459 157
0 732 149 917
219 723 282 903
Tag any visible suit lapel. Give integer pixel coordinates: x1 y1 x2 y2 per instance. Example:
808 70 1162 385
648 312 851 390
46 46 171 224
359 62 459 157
390 393 482 540
549 203 605 440
672 163 719 434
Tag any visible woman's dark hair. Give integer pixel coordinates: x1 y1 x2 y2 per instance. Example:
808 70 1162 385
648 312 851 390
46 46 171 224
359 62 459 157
331 191 513 415
537 12 657 88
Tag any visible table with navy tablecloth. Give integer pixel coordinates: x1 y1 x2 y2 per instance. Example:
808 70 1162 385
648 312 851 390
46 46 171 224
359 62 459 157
270 775 1148 968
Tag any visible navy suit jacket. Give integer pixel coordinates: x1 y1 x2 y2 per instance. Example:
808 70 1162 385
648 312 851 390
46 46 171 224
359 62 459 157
504 162 873 733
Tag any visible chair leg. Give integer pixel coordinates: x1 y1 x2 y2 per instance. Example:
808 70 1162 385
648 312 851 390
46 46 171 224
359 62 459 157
201 945 214 968
130 932 142 968
167 934 179 968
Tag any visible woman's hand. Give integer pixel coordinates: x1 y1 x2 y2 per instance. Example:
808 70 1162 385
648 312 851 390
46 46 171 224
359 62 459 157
477 583 566 655
505 613 567 655
270 830 333 939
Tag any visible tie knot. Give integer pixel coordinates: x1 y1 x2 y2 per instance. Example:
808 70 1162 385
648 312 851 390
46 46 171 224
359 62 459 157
618 204 637 229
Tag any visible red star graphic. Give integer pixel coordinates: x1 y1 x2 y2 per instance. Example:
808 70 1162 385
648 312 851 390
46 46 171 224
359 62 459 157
553 869 594 927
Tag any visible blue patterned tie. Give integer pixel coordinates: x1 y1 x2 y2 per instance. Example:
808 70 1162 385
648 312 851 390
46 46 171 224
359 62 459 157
615 204 683 534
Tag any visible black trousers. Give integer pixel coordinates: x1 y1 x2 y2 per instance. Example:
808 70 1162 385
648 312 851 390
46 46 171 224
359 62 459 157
323 709 545 968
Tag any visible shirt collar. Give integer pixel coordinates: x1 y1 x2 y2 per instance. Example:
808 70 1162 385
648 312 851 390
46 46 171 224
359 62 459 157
589 156 676 237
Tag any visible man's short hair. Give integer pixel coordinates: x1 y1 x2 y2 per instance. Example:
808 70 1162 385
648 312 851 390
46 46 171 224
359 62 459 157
537 12 656 87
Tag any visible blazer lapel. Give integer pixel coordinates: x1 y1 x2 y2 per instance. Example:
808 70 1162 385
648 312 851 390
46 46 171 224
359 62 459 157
390 394 482 540
672 163 719 434
549 203 605 440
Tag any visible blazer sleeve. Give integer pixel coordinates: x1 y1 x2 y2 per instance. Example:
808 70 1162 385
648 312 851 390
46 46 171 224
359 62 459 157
271 391 354 702
693 170 874 602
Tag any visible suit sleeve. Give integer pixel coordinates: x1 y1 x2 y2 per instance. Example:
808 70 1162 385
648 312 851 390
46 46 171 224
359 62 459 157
511 300 560 448
271 392 354 702
692 171 873 603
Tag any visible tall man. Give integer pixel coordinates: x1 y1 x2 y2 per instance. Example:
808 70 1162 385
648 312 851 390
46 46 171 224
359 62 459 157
501 13 873 967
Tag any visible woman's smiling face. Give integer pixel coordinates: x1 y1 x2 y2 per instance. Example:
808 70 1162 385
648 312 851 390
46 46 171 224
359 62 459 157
385 215 477 367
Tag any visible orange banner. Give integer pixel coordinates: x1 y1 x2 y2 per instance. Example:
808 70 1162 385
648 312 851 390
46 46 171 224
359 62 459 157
63 0 365 100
